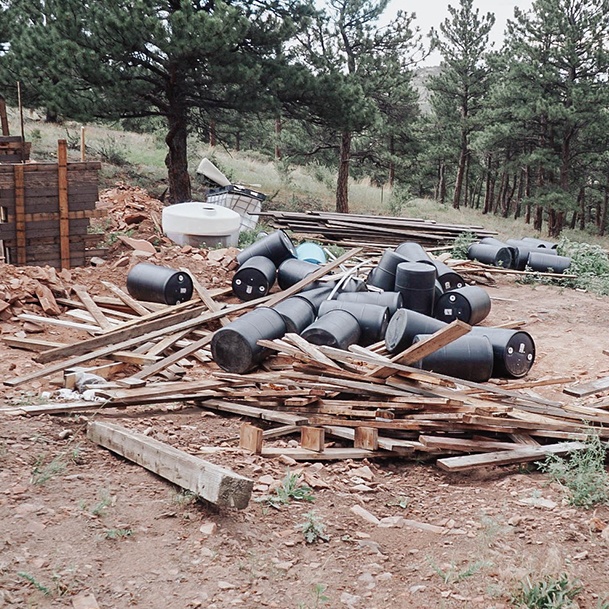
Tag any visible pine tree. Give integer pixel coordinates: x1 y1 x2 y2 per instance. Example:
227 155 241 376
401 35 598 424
428 0 495 210
483 0 609 235
0 0 315 202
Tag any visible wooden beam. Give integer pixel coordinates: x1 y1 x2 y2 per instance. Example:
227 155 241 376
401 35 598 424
73 285 113 330
436 441 585 472
200 398 308 426
370 320 471 378
354 426 379 450
180 267 229 327
14 163 26 264
239 423 263 454
300 426 325 452
57 139 70 269
87 421 253 509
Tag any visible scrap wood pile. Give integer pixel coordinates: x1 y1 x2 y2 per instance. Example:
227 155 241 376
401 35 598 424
1 244 606 475
258 210 498 248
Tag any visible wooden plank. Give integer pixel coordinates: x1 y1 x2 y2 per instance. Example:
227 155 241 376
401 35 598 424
17 313 101 333
354 426 379 450
73 285 113 330
260 446 387 461
370 320 471 378
282 333 342 369
14 163 26 264
300 426 325 452
419 435 519 452
100 280 151 316
436 441 586 472
57 140 70 269
3 337 67 352
563 376 609 398
265 247 363 307
323 425 417 453
87 421 253 509
239 423 263 454
200 398 308 426
180 267 229 327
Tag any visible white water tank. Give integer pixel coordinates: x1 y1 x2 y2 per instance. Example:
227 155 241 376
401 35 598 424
162 202 241 248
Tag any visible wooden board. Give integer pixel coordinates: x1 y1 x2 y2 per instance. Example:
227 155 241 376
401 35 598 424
563 376 609 398
436 441 585 472
87 421 254 509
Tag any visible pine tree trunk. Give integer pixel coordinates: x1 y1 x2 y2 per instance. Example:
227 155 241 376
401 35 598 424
388 135 395 188
275 118 282 160
600 184 609 237
209 120 217 147
452 143 467 210
438 162 446 205
534 205 543 232
578 187 585 231
336 131 351 214
165 105 191 204
483 155 493 215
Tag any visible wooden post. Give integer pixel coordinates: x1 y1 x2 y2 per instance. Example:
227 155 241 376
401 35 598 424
354 426 379 450
301 426 325 452
239 423 263 454
80 126 86 161
0 95 9 136
57 139 70 269
13 164 26 264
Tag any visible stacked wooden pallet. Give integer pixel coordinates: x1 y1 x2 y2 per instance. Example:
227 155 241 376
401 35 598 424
258 210 497 248
0 140 102 268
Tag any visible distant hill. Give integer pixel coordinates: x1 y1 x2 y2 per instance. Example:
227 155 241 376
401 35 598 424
412 65 441 113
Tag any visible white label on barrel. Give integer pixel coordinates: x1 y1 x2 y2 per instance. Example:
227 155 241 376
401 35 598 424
444 308 453 316
180 288 187 293
444 281 450 290
246 285 253 294
519 343 525 353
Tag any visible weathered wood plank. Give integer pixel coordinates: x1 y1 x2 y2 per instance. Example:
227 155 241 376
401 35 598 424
87 421 253 509
436 441 585 472
563 376 609 398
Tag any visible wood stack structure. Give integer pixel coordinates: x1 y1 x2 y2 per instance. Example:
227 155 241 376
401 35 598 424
1 248 605 474
259 210 498 248
0 98 102 269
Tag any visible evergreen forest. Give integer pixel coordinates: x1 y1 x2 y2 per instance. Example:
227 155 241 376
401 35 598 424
0 0 608 237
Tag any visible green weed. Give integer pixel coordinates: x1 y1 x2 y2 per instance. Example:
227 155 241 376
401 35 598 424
511 573 582 608
297 511 330 544
30 454 67 485
429 558 491 585
557 237 609 295
297 583 330 609
94 135 130 166
104 528 133 540
261 471 315 508
540 433 609 508
90 493 112 517
18 571 51 595
451 231 478 260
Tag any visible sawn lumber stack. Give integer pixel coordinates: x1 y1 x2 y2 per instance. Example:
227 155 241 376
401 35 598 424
1 247 605 473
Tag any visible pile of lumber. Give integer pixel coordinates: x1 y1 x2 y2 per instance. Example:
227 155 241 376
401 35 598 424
258 210 498 248
0 247 605 473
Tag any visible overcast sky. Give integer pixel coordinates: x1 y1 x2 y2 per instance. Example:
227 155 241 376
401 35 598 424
386 0 534 65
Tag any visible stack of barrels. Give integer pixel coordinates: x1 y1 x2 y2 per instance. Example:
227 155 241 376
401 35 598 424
207 231 536 383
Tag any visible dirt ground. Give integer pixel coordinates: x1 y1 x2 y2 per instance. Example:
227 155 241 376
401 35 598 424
1 188 609 608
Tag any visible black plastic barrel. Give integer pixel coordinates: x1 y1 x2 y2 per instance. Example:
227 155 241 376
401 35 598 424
367 250 410 291
294 286 335 314
277 258 320 290
471 327 536 378
395 242 433 265
479 237 517 269
384 309 447 354
211 307 287 374
232 255 276 301
432 260 466 292
272 296 317 334
301 309 361 350
126 263 193 305
527 251 571 273
412 333 494 382
506 239 558 271
236 230 297 267
395 262 437 316
318 301 389 346
434 285 491 325
467 243 512 268
521 237 558 250
336 291 403 317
